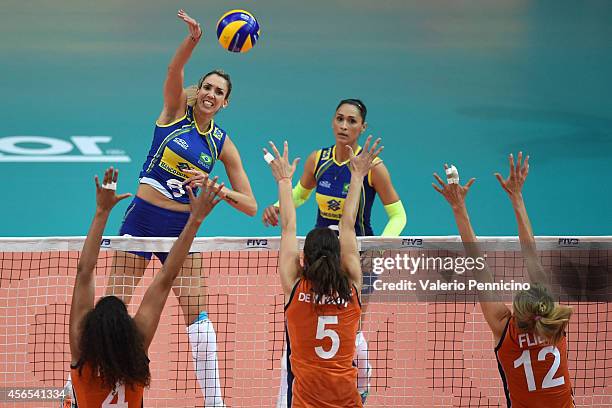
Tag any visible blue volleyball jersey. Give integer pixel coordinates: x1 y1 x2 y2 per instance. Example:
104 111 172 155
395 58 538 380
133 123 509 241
314 145 378 236
139 106 227 204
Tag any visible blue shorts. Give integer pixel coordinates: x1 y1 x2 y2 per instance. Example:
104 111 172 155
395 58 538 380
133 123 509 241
118 196 190 263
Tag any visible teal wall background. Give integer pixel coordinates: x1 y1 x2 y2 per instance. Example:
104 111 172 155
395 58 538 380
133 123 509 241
1 0 611 237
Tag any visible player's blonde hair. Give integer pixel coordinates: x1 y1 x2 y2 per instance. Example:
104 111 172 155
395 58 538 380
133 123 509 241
513 283 573 345
186 69 232 107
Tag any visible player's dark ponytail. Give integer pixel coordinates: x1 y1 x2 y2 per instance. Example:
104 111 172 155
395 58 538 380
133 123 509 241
303 228 352 306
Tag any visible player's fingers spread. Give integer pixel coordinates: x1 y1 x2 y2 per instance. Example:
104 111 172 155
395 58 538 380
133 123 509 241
369 137 381 153
465 178 476 190
373 145 384 158
432 183 443 194
95 175 101 190
346 145 355 157
207 175 216 189
291 157 300 170
215 182 225 197
117 193 132 201
433 172 446 187
363 135 372 151
186 185 195 201
107 168 116 186
283 140 289 159
269 141 281 158
494 173 505 186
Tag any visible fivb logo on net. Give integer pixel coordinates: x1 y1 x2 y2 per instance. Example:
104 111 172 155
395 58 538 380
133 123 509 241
0 136 130 162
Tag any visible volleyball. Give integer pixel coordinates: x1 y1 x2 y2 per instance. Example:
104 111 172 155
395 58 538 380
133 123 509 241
216 10 260 53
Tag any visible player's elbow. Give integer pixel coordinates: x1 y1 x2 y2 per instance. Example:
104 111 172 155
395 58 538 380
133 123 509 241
240 195 257 217
247 201 258 217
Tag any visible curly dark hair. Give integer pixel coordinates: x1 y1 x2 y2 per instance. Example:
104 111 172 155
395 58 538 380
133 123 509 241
302 228 352 306
77 296 150 390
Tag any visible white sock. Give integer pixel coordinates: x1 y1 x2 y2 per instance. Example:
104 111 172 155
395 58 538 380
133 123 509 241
354 331 372 398
276 345 288 408
188 315 225 408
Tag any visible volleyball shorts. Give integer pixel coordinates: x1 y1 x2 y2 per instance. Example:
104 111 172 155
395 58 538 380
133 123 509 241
119 196 190 263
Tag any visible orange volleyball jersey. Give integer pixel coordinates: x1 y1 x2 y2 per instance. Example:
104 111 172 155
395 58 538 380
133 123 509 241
495 316 574 408
70 363 144 408
284 279 363 408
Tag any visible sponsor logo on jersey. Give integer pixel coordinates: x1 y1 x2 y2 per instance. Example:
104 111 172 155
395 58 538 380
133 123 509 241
319 180 331 189
173 138 189 150
342 182 350 195
246 239 269 248
0 136 130 162
159 147 204 179
327 199 341 212
177 162 192 172
213 128 224 140
320 148 331 161
198 153 213 168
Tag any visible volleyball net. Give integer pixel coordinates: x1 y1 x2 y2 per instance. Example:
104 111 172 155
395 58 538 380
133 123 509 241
0 236 610 407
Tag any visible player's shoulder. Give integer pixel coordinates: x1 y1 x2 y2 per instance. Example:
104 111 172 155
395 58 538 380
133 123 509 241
312 145 335 165
210 121 228 141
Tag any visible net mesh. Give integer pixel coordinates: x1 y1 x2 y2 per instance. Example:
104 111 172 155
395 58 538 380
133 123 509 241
0 236 610 407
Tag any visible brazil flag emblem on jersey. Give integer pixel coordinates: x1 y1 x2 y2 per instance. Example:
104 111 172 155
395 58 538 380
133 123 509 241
342 182 350 196
198 153 212 168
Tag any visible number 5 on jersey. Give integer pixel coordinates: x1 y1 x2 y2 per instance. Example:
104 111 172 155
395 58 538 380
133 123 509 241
315 316 340 359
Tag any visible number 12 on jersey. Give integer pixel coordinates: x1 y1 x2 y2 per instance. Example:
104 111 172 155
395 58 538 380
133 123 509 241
514 346 565 392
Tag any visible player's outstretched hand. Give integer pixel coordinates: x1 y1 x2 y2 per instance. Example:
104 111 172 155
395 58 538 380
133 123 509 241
347 135 383 178
432 164 475 210
263 141 300 183
262 205 280 227
183 169 228 199
186 174 224 223
494 152 529 200
94 167 132 213
178 9 202 42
